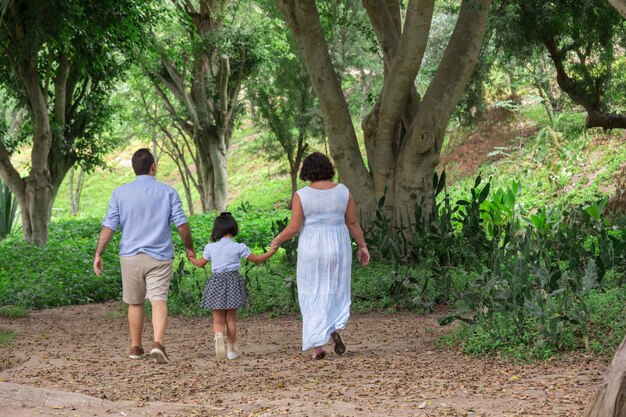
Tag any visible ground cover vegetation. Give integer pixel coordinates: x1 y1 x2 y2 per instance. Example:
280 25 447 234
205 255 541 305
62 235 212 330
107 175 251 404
0 0 625 365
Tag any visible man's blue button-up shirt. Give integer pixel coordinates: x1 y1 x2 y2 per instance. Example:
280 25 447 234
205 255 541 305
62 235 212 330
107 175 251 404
102 175 188 261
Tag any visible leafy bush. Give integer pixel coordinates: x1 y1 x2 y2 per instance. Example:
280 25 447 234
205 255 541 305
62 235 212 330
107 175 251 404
0 218 122 308
365 171 626 357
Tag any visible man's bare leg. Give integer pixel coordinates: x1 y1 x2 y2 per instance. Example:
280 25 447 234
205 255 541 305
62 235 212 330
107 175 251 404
128 303 144 347
151 300 168 344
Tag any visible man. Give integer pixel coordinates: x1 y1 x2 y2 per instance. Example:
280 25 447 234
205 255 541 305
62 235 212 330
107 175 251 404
93 148 195 364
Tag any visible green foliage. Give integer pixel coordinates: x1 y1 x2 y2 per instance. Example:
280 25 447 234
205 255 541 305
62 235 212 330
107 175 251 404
0 0 157 171
271 217 298 266
0 305 27 318
365 169 626 357
490 0 626 119
0 219 122 308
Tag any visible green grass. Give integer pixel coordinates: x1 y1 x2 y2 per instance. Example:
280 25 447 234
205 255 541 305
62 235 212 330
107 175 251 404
102 303 127 320
0 329 16 347
445 109 625 210
0 305 27 318
443 285 626 362
0 218 122 309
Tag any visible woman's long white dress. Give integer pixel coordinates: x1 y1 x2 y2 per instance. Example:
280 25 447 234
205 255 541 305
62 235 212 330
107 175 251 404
296 184 352 351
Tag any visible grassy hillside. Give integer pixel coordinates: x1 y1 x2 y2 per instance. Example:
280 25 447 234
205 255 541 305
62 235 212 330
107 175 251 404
442 108 626 209
50 124 300 221
44 105 626 222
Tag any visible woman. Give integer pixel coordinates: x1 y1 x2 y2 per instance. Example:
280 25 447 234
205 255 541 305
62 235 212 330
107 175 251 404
271 152 370 359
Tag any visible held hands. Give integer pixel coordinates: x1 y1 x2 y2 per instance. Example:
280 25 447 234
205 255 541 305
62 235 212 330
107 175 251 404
186 248 196 260
270 236 281 253
357 246 370 266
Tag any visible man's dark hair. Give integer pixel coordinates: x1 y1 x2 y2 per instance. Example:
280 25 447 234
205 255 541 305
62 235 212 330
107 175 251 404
211 212 239 241
299 152 335 182
132 148 155 175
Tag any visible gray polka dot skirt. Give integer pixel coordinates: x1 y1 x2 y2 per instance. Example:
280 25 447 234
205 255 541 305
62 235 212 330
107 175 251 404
201 270 247 310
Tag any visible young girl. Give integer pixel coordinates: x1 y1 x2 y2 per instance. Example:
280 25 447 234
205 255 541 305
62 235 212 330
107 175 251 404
187 212 276 360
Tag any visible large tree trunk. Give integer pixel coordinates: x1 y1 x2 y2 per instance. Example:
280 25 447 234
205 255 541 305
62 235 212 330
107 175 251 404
275 0 375 217
208 130 229 211
194 128 218 211
395 0 491 221
15 54 54 246
276 0 491 225
583 335 626 417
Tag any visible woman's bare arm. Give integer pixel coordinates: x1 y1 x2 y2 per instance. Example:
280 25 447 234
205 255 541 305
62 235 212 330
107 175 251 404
272 193 304 246
345 193 370 265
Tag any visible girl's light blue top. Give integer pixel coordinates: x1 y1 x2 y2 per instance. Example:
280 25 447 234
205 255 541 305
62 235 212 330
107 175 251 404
202 237 251 273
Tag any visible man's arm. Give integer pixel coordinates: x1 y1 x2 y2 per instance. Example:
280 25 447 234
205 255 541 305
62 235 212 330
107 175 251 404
94 226 115 275
177 223 195 258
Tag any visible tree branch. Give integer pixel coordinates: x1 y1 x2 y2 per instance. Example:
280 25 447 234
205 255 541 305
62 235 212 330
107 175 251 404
607 0 626 19
377 0 434 156
361 0 400 69
415 0 492 152
219 54 229 125
275 0 373 209
53 53 71 127
0 138 25 205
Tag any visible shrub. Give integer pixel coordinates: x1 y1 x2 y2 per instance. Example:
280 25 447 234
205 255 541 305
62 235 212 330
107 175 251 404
0 219 122 309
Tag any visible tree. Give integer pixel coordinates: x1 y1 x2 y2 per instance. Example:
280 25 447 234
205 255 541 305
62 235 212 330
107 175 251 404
141 89 202 216
0 0 153 245
248 14 323 205
492 0 626 130
274 0 492 224
146 0 261 211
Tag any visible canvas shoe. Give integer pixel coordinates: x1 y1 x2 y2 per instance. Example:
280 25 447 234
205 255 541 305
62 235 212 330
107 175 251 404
150 341 169 364
214 333 226 360
227 343 239 360
129 346 144 359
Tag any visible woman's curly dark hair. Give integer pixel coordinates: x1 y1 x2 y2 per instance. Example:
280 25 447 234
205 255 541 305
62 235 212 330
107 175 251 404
299 152 335 182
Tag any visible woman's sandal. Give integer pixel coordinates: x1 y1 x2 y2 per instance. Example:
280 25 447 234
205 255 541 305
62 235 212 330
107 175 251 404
330 331 346 355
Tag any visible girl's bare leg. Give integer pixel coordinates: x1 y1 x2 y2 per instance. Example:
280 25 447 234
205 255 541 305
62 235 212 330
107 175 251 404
212 309 227 359
225 309 237 345
212 309 226 335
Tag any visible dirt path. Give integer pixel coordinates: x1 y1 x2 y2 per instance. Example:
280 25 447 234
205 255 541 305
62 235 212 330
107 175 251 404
0 303 606 416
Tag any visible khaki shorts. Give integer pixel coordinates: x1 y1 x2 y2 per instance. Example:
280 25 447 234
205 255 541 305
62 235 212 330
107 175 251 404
120 253 173 304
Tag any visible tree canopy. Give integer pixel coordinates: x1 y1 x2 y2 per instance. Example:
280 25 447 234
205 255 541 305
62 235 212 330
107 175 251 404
0 0 154 245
